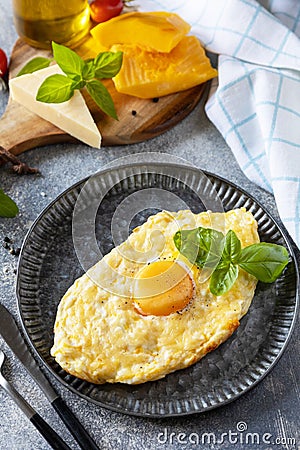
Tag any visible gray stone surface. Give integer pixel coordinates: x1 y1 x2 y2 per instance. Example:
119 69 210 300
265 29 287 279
0 2 299 449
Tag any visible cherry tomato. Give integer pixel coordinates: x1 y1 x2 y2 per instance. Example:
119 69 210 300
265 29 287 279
0 48 8 78
90 0 124 23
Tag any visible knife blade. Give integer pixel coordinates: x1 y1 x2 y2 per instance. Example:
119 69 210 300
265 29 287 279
0 303 99 450
0 304 58 401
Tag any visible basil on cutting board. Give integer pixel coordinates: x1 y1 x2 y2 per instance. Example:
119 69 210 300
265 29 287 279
17 42 123 120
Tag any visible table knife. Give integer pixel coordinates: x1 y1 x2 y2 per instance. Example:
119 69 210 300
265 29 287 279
0 303 99 450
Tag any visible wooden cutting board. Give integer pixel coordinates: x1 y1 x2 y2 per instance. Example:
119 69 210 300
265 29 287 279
0 38 207 155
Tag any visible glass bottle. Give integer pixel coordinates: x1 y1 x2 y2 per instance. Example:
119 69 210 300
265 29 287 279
12 0 91 49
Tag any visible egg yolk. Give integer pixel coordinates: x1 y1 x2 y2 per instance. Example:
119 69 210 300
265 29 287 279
133 260 193 316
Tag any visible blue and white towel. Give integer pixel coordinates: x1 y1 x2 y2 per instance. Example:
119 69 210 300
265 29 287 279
134 0 300 248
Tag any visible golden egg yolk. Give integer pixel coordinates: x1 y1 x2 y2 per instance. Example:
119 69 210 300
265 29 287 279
133 260 194 316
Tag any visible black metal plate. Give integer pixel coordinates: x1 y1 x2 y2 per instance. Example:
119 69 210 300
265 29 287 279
16 163 299 417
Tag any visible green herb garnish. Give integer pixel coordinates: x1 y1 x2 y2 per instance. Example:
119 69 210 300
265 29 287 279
0 189 19 218
174 227 289 296
16 57 53 77
17 42 123 120
36 74 75 103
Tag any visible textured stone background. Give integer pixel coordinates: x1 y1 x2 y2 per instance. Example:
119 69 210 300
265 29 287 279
0 1 299 449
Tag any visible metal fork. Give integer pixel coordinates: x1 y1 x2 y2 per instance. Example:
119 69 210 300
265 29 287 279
0 349 72 450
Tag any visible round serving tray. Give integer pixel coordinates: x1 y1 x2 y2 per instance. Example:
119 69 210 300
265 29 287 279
16 163 299 417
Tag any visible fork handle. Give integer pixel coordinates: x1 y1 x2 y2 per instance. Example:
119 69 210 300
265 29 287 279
0 374 72 450
30 413 72 450
52 397 99 450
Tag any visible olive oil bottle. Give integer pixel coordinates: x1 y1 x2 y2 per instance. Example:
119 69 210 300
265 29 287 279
12 0 91 49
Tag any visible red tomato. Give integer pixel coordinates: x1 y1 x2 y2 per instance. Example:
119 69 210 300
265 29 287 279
0 48 8 78
90 0 124 23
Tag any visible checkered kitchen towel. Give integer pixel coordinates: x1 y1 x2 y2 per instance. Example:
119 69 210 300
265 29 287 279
134 0 300 248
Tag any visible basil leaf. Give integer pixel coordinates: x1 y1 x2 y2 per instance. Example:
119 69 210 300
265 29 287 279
221 229 241 264
0 189 19 218
36 74 75 103
238 242 289 283
52 41 84 81
16 57 52 77
209 263 239 296
200 228 225 269
174 228 201 266
94 51 123 79
82 59 95 80
86 79 118 119
174 227 224 269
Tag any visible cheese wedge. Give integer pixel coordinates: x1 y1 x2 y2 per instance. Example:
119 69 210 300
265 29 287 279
91 11 191 53
111 36 218 98
9 65 102 148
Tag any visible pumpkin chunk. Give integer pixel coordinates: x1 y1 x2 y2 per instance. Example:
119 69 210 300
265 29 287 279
91 11 191 53
111 36 218 99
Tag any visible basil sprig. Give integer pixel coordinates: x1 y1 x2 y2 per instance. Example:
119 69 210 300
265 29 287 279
0 189 19 218
17 42 123 120
173 227 289 296
173 227 225 269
